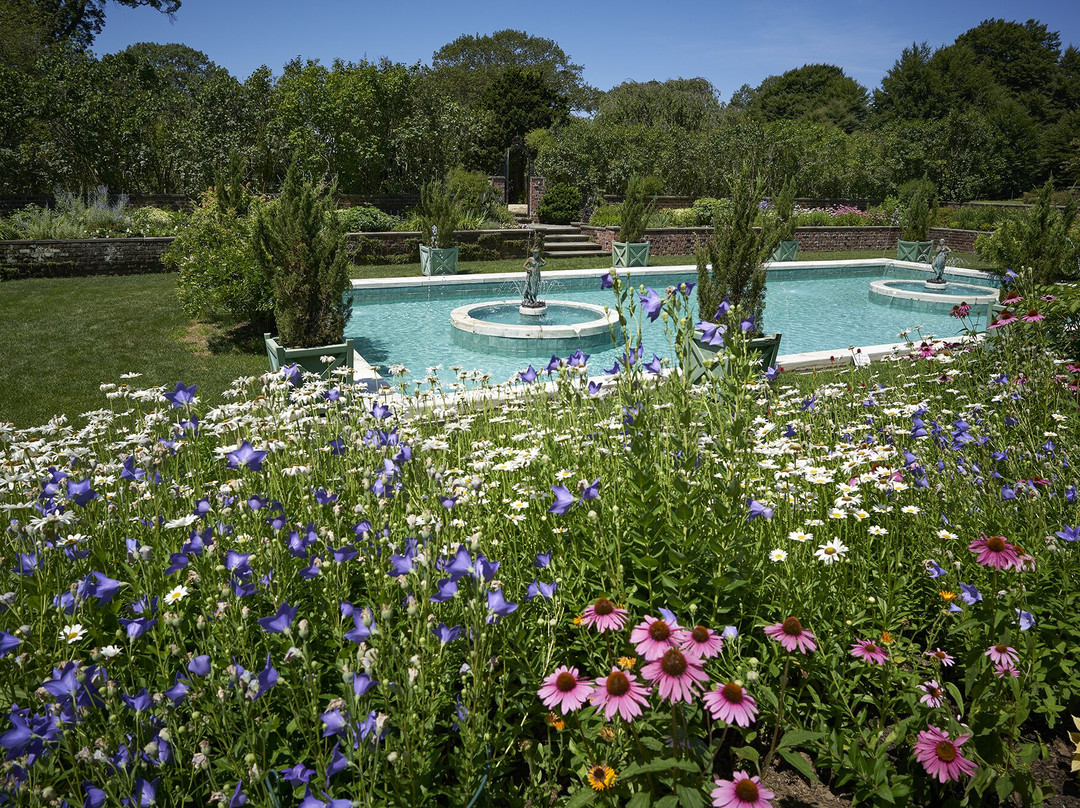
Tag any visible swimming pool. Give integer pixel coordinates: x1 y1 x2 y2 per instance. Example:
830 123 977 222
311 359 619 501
347 262 999 385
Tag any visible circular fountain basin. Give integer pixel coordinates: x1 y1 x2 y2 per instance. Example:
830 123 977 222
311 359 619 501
450 300 619 355
869 279 998 314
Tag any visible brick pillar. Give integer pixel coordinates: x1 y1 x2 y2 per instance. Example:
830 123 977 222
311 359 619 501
528 176 546 222
488 175 507 204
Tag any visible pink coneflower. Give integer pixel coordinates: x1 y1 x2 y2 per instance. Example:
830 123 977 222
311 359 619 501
984 643 1018 666
918 680 945 708
1021 309 1045 322
711 771 775 808
850 639 889 665
987 311 1018 329
925 648 955 666
630 615 681 661
1041 294 1059 302
764 617 817 654
641 648 708 704
678 625 724 659
580 597 628 633
702 682 759 727
968 534 1022 570
950 302 971 319
913 726 978 783
590 668 651 722
537 666 594 714
994 662 1020 678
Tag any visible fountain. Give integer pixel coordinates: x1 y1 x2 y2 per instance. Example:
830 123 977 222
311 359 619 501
449 237 619 355
868 239 999 314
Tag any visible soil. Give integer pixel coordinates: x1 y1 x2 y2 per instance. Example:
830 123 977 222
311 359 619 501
1032 731 1080 807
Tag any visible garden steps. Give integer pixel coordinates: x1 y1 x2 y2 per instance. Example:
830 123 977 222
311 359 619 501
532 224 608 259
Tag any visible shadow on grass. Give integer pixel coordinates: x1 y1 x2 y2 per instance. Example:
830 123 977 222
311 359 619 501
206 321 271 355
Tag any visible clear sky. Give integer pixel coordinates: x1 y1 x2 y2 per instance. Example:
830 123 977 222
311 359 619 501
92 0 1080 99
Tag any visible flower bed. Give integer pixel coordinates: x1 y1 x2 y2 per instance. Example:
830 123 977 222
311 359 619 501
0 274 1077 806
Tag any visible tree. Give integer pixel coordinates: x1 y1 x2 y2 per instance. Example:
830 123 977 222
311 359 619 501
475 65 568 172
8 0 180 51
430 29 595 111
597 78 722 131
739 64 869 132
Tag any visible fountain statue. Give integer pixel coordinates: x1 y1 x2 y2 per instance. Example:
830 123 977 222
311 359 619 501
520 243 547 315
928 239 950 287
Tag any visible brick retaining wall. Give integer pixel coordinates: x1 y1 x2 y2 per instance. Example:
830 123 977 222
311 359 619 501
0 238 175 279
582 225 988 256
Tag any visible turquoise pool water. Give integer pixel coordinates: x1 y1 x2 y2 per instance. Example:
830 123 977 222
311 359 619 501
347 265 999 384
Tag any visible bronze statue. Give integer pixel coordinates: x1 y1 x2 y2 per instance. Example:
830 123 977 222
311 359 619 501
523 248 546 307
930 239 950 283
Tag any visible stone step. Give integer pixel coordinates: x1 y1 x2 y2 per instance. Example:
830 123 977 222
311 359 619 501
544 240 602 251
543 233 591 243
544 249 610 260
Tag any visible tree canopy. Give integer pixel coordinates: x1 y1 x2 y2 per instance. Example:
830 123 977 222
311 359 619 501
734 64 869 132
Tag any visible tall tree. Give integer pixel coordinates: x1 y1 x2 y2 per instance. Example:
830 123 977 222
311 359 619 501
18 0 181 50
737 64 869 132
597 78 722 130
475 65 569 172
430 29 595 111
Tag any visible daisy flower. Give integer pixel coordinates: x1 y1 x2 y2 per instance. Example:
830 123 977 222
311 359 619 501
711 771 775 808
630 615 681 660
702 682 758 727
61 624 87 644
901 505 921 515
828 508 847 520
918 680 945 707
868 525 888 536
925 648 955 666
984 644 1018 666
787 530 811 543
913 726 978 782
850 639 888 665
936 529 959 541
164 585 189 605
590 668 651 722
764 617 817 654
814 539 849 564
641 648 708 704
769 549 788 562
537 666 594 714
678 625 725 658
580 597 628 633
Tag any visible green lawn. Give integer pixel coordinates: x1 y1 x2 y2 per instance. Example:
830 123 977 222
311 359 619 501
0 274 267 429
0 248 998 428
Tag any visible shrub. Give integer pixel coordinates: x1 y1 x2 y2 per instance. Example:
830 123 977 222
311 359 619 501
663 208 698 228
130 206 185 236
536 182 582 225
899 179 936 242
415 184 461 248
253 164 351 348
976 179 1079 283
335 204 399 233
165 191 273 327
617 175 656 244
588 203 621 227
696 164 780 334
691 197 730 227
772 178 796 242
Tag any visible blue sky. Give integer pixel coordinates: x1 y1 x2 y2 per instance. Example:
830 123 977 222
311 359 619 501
93 0 1080 98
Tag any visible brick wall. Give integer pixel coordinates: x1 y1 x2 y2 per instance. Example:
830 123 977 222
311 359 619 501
0 238 176 279
582 225 989 256
528 176 546 221
488 176 507 204
346 229 532 265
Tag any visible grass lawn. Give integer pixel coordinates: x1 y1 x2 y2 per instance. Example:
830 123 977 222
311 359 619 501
0 248 998 429
0 274 266 429
351 249 996 278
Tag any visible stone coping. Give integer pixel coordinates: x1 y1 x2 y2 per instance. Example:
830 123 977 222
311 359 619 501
450 300 618 341
869 279 998 306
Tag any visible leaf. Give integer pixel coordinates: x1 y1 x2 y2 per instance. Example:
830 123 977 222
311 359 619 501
655 797 679 808
875 784 896 804
945 682 964 716
631 757 700 775
626 793 652 808
676 784 707 808
565 787 599 808
732 745 760 766
994 775 1014 803
778 748 819 783
778 729 824 749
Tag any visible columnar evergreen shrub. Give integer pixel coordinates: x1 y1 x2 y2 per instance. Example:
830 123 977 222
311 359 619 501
617 175 656 244
899 179 935 242
416 183 461 248
253 164 351 348
976 179 1079 283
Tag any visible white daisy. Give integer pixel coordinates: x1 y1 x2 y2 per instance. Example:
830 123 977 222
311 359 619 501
100 645 123 659
901 505 921 515
164 514 199 530
814 539 849 564
164 585 189 605
828 508 847 520
867 525 888 536
769 549 788 562
805 518 825 527
505 513 525 525
61 624 87 644
936 529 959 541
788 530 812 543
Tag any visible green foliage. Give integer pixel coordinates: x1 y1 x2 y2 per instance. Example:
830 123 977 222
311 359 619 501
691 198 730 227
415 183 462 248
736 64 870 132
475 65 569 172
772 177 797 241
164 190 272 327
597 78 721 130
975 179 1079 283
444 168 513 226
588 202 621 227
335 205 399 233
899 179 935 242
696 164 779 332
657 208 698 228
617 175 657 244
253 164 350 348
536 182 582 225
